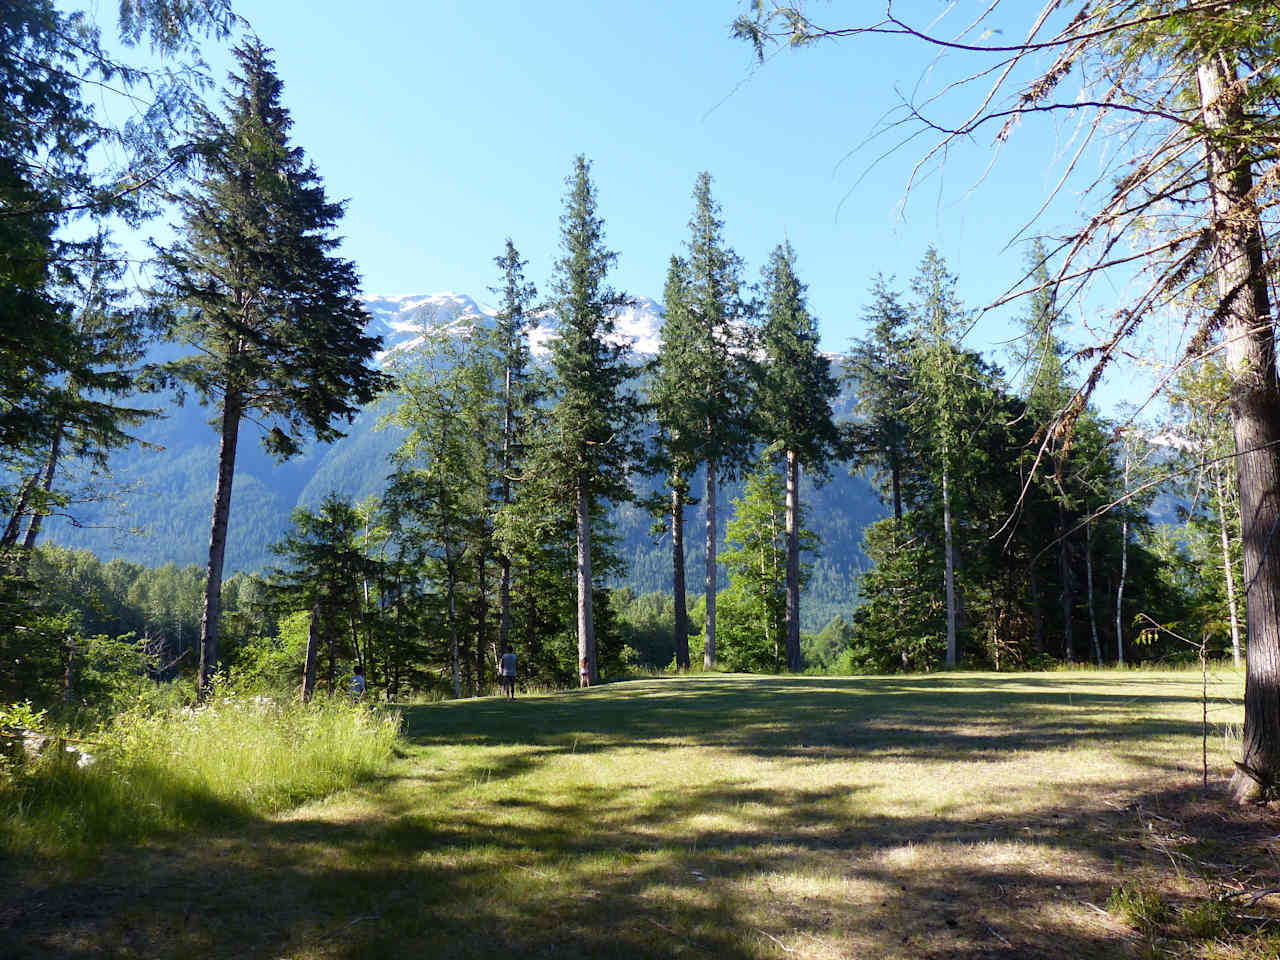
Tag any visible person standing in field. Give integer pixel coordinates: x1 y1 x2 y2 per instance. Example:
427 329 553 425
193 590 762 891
499 645 518 700
579 656 590 688
349 665 366 702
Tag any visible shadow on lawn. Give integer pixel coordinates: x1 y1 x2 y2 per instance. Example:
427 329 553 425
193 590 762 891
3 675 1261 960
404 675 1215 767
6 776 1267 960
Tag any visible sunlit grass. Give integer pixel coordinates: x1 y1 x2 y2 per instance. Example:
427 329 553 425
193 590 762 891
0 692 400 855
8 666 1274 960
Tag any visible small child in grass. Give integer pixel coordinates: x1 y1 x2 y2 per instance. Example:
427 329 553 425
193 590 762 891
349 665 366 702
579 656 590 688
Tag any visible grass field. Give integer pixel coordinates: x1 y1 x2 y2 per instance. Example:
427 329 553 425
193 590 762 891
5 668 1277 959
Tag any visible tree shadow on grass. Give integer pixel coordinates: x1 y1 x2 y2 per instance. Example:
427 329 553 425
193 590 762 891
404 675 1221 768
6 773 1274 959
3 675 1262 959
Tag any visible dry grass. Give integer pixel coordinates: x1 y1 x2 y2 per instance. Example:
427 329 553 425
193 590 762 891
5 667 1277 959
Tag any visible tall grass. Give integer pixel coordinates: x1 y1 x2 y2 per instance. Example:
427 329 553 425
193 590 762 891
0 692 401 855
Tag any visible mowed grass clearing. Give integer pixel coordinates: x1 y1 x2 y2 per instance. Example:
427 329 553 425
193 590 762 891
6 668 1276 959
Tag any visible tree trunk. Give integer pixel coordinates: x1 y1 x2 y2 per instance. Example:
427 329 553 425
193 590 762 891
1198 54 1280 804
1058 497 1074 663
1030 569 1046 655
704 457 718 669
672 481 690 669
197 388 243 698
476 555 488 696
1086 519 1102 666
1117 454 1129 666
446 551 461 699
1213 461 1243 668
785 451 802 672
0 474 35 554
15 422 63 574
942 458 957 668
301 602 320 701
575 480 596 682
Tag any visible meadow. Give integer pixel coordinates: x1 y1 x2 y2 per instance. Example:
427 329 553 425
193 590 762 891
5 668 1276 959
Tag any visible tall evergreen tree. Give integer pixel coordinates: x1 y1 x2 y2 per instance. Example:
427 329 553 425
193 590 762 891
651 254 701 669
490 240 537 663
757 241 843 672
156 40 390 697
845 274 913 526
908 248 969 668
678 172 754 669
545 155 641 684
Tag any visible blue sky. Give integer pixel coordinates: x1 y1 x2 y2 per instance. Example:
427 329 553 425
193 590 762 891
110 1 1159 404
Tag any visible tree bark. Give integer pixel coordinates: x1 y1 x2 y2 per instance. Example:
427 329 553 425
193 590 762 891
476 555 488 696
1058 497 1074 663
704 457 718 669
1117 453 1129 666
445 548 461 699
672 481 690 669
1198 54 1280 804
785 451 802 672
575 480 596 682
15 422 63 574
499 367 514 657
301 602 320 701
197 387 243 698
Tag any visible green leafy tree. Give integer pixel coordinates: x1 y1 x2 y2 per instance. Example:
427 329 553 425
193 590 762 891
155 39 390 697
756 240 843 671
718 461 815 672
544 155 641 684
269 493 373 699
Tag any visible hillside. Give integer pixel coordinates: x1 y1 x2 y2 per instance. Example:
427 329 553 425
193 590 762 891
42 294 882 627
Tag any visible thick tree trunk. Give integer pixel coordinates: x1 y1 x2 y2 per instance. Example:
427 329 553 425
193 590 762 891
704 458 718 669
672 481 690 669
301 602 320 701
197 389 243 698
1199 55 1280 804
785 451 802 672
890 448 903 528
942 459 957 668
575 480 596 682
1213 463 1243 668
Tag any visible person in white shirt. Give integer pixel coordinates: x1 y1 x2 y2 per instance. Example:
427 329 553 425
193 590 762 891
349 665 366 702
498 646 518 699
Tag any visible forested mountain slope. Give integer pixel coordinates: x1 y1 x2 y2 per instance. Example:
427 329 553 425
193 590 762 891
42 294 882 626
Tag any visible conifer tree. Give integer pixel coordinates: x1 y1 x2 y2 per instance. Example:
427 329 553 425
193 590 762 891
668 172 755 669
490 240 536 659
156 40 390 697
651 255 700 669
845 275 913 526
545 155 641 684
757 241 843 672
908 248 968 668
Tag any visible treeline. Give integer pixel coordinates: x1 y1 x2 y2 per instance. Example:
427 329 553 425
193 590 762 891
1 2 1247 714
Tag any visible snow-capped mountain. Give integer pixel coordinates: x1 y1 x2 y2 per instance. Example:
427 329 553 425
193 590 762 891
361 292 665 364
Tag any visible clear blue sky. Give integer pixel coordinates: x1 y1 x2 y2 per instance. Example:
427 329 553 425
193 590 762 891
110 1 1160 404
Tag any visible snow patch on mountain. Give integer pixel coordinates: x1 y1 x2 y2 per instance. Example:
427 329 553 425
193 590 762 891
362 292 665 364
